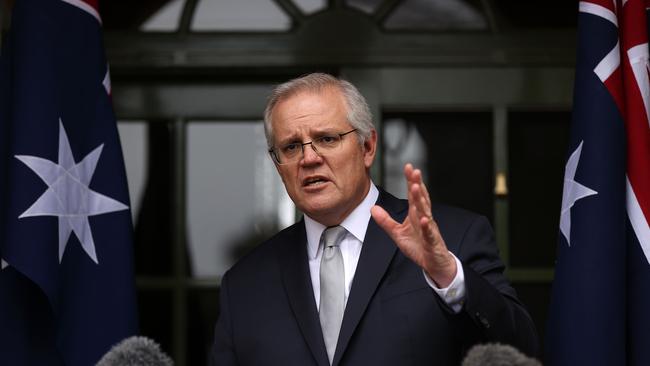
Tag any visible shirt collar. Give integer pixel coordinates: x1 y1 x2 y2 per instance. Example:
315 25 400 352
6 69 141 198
305 183 380 260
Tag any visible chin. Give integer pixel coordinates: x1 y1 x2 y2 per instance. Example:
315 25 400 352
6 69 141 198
301 199 340 221
302 201 335 216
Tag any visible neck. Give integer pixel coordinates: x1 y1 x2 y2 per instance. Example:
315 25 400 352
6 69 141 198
309 179 372 227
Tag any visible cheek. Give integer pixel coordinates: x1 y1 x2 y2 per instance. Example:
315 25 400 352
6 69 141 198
277 168 297 192
336 157 366 186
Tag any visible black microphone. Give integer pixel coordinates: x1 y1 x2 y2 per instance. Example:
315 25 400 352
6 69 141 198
461 343 542 366
96 336 174 366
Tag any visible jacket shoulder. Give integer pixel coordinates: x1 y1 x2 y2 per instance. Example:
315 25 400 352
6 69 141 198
432 204 486 225
223 221 304 279
431 204 493 255
379 187 484 224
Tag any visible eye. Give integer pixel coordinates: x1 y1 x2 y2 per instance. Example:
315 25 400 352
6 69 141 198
281 143 300 155
317 135 339 146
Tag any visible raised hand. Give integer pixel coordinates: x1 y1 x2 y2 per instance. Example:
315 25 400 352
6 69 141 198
371 164 456 288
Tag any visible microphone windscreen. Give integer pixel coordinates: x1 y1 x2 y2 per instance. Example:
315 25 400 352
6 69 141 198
96 336 174 366
461 343 542 366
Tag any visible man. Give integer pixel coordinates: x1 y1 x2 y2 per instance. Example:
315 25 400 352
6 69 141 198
210 73 538 366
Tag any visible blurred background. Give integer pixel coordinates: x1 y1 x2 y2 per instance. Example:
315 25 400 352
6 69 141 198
45 0 578 364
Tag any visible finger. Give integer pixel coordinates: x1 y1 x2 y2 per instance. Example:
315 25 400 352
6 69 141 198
404 164 433 232
421 214 446 250
419 216 437 246
406 200 423 236
409 183 423 215
395 204 422 258
411 168 431 205
405 166 431 214
403 164 414 201
404 165 424 208
405 171 418 212
405 164 424 192
405 167 434 229
411 183 432 220
403 163 414 179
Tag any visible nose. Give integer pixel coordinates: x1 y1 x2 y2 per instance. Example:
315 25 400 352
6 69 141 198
300 143 322 165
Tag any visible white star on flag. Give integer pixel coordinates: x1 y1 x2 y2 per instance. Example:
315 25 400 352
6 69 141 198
560 141 598 246
1 259 7 270
15 119 129 264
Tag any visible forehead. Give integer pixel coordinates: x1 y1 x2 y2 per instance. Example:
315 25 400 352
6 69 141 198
271 87 350 137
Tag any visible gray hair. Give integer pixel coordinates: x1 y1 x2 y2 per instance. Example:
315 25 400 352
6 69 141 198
263 73 374 149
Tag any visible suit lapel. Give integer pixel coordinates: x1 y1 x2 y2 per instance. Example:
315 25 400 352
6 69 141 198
280 222 330 366
332 190 407 366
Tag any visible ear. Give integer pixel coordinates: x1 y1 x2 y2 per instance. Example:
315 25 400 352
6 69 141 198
273 160 293 191
269 151 284 173
363 129 377 169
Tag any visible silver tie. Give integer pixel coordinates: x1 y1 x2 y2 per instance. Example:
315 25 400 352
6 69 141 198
319 225 347 365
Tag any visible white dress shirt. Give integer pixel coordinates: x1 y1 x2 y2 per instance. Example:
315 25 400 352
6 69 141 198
304 183 466 313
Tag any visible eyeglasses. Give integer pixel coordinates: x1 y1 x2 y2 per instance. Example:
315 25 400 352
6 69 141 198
269 129 358 165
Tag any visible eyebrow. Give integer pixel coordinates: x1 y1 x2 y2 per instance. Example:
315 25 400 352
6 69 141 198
276 129 340 146
276 134 302 146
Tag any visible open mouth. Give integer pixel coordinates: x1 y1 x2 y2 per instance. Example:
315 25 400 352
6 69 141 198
303 176 329 187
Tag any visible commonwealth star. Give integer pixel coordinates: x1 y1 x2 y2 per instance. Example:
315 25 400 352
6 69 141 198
15 119 129 264
560 141 598 246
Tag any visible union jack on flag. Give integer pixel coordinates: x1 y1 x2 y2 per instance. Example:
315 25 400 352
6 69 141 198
0 0 138 365
546 0 650 365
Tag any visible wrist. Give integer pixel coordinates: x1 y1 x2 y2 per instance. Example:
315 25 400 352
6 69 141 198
425 252 457 288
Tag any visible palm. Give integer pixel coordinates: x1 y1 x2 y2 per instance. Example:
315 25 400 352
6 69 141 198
371 164 456 287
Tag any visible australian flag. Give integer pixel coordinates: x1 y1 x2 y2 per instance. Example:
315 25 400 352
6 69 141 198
0 0 138 365
545 0 650 365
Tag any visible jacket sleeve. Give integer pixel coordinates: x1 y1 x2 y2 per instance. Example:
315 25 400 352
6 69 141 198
210 272 239 366
452 214 539 357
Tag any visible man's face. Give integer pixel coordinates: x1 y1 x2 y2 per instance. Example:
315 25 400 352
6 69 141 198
270 87 376 226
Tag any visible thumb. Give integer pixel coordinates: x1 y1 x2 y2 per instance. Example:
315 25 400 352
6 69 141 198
371 205 399 235
372 205 417 262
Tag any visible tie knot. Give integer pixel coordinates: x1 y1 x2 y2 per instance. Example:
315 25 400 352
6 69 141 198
321 225 347 249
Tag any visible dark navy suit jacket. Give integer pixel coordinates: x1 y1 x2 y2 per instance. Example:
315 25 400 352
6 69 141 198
210 189 538 366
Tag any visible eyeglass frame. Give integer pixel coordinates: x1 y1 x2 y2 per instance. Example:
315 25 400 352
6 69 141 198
268 128 358 165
